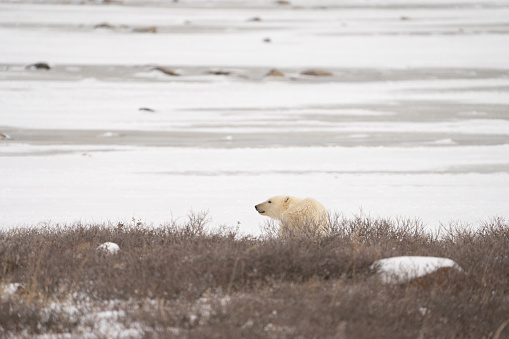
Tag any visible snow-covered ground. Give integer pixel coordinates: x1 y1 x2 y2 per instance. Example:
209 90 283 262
1 0 508 234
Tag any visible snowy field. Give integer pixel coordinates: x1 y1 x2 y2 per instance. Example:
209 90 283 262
1 0 508 234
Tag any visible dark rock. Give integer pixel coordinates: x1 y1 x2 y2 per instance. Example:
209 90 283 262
300 69 333 76
208 69 232 76
94 22 116 29
26 62 51 70
133 26 157 33
139 107 155 112
153 66 180 76
266 69 285 77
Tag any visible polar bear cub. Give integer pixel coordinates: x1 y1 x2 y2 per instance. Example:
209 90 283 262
255 195 329 236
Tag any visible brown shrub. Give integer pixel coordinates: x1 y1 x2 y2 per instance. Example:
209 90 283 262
0 213 508 338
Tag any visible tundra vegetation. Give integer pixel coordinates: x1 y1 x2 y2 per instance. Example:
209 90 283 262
1 212 508 338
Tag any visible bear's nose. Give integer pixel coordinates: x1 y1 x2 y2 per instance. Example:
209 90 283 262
254 205 259 211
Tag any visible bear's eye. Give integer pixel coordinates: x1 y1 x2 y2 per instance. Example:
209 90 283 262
268 200 271 203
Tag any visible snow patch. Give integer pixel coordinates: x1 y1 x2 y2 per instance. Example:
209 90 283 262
433 138 457 145
1 283 25 297
96 242 120 255
371 256 462 284
97 132 120 138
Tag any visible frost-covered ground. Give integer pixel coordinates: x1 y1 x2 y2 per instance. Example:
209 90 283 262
1 0 508 234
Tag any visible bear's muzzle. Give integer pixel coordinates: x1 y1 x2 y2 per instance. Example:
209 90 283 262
255 205 265 214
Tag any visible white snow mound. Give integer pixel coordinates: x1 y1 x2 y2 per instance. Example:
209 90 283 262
1 283 25 297
371 256 462 284
96 242 120 255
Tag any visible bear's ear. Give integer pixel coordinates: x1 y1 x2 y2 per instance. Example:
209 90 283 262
284 196 290 203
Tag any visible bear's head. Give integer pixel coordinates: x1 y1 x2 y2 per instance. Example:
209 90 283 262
255 195 291 220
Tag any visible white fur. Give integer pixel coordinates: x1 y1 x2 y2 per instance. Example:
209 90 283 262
255 195 329 236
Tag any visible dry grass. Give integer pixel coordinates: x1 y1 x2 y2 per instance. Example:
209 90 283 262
1 212 508 338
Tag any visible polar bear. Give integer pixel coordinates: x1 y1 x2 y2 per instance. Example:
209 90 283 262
255 195 329 236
